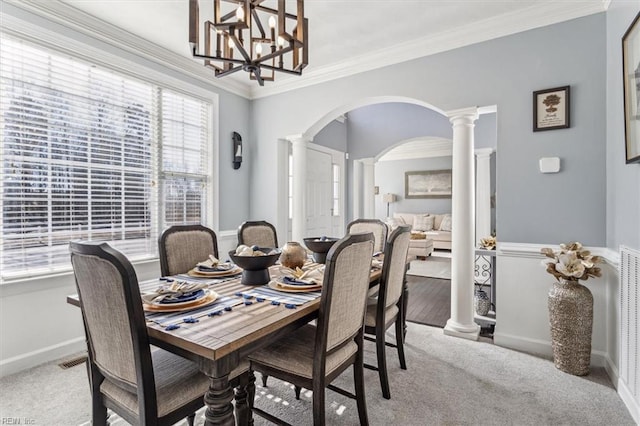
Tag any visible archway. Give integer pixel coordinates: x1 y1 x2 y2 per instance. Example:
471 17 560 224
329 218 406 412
280 98 483 341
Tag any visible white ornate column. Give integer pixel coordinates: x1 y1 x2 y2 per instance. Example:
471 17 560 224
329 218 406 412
362 157 375 218
444 107 480 341
289 135 308 243
475 148 494 245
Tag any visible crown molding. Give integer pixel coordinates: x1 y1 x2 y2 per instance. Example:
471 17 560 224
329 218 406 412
2 0 251 99
2 0 607 101
250 1 606 99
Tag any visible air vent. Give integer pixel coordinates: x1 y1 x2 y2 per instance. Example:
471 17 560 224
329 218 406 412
58 355 88 369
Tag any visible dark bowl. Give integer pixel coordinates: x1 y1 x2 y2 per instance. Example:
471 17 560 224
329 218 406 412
228 248 280 285
303 237 340 263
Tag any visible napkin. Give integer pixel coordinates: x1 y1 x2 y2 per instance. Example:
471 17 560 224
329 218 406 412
278 266 324 285
371 259 383 269
196 255 233 271
144 281 209 303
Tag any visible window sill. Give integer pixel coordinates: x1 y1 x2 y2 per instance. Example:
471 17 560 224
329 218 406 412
0 258 161 298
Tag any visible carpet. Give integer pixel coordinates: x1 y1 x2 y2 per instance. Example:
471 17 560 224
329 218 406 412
1 323 634 426
407 256 451 280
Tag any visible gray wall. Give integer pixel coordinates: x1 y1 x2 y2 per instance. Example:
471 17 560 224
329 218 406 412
375 157 453 219
251 13 607 246
2 2 252 232
606 1 640 250
313 119 348 152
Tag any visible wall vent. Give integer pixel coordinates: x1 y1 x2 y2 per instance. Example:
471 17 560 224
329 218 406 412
619 246 639 406
58 354 88 370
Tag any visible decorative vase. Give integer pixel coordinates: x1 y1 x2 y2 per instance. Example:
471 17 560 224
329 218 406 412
474 288 491 316
547 279 593 376
279 241 307 269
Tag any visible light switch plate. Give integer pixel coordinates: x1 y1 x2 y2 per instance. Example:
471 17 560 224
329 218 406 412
539 157 560 173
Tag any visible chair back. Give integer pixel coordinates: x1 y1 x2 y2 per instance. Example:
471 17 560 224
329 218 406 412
347 219 388 253
70 241 156 408
379 225 412 311
315 232 374 369
158 225 219 276
237 220 278 248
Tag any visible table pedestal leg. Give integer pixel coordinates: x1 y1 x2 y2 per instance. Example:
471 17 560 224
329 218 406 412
203 375 235 426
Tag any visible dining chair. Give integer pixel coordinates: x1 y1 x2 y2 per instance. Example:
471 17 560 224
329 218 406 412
248 232 375 425
347 218 388 254
363 224 411 399
69 241 251 426
237 220 279 248
158 224 219 276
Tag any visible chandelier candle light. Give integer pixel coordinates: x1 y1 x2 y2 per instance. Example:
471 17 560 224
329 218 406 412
189 0 308 85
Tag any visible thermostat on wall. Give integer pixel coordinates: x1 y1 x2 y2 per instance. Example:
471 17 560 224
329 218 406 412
539 157 560 173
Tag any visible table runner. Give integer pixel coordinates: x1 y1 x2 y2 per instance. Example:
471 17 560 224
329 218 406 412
235 284 321 306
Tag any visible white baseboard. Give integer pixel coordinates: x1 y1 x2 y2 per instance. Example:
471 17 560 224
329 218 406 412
494 332 609 368
617 376 640 424
0 337 86 378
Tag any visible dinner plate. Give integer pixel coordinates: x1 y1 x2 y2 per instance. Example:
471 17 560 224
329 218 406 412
141 289 206 307
268 280 322 293
143 290 218 312
187 266 242 278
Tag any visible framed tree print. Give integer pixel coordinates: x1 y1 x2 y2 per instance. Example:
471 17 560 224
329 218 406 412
533 86 570 131
623 11 640 164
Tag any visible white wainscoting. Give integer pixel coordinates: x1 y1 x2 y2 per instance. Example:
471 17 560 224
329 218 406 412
493 242 634 420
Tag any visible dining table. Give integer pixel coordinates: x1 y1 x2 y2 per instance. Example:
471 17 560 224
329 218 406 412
67 258 386 426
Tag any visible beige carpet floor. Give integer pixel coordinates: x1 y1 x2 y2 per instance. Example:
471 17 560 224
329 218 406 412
0 323 634 426
408 256 451 280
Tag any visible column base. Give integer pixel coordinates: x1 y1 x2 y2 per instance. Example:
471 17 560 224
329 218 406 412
443 319 480 341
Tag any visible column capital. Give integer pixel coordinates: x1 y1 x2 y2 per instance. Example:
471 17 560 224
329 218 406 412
286 134 311 145
475 147 494 158
360 157 375 166
447 106 479 124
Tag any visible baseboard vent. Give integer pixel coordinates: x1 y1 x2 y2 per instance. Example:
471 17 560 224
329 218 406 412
619 246 639 407
58 355 88 369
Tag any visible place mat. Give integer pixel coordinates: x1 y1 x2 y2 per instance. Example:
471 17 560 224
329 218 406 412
187 267 242 278
143 290 218 312
236 284 322 306
145 295 243 327
268 280 322 292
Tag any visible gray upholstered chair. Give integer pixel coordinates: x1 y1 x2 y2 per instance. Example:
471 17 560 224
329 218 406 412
237 220 278 248
248 232 375 425
70 241 214 426
158 225 219 276
363 225 411 399
347 219 388 254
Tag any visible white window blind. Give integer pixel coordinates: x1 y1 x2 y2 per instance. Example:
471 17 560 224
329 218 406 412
0 36 212 282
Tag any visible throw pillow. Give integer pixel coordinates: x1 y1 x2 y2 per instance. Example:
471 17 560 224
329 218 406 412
439 214 452 231
412 214 433 232
385 217 404 231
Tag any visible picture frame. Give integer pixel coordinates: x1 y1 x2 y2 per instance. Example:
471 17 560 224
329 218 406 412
533 86 570 131
405 169 452 199
622 11 640 164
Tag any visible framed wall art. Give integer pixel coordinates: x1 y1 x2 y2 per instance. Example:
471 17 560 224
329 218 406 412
405 169 452 199
533 85 570 131
623 11 640 164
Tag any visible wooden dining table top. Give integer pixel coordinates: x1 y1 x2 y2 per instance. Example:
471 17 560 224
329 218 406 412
67 261 383 366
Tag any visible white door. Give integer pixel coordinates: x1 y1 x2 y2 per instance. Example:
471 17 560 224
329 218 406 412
306 149 333 238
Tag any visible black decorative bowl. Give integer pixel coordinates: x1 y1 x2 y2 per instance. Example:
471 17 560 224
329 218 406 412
228 248 280 285
303 237 340 264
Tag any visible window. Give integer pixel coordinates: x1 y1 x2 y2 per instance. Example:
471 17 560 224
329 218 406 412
332 163 340 216
288 153 293 220
0 36 213 282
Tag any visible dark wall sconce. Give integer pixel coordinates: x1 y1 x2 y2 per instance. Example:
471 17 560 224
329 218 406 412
232 132 242 170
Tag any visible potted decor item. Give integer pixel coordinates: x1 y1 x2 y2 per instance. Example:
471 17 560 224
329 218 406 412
540 242 602 375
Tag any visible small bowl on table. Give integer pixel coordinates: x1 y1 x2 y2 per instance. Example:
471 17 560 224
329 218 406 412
303 237 340 264
228 247 280 285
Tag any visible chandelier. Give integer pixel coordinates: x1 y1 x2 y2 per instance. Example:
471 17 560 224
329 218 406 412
189 0 308 86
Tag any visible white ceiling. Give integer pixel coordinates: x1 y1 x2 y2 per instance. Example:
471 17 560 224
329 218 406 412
56 0 607 97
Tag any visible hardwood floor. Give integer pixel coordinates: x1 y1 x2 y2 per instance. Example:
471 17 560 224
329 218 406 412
405 275 450 328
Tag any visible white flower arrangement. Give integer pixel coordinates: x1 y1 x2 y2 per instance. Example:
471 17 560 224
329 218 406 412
540 242 602 282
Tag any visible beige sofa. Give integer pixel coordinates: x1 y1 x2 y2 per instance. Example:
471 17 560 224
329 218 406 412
389 212 452 251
